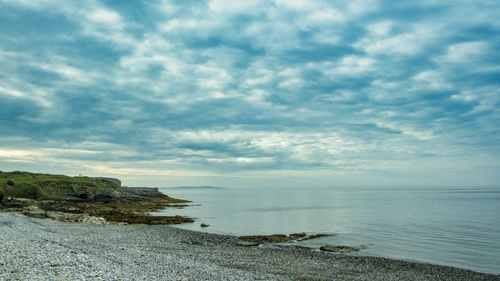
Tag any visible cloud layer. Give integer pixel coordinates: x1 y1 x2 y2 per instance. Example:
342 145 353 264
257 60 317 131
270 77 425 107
1 0 499 186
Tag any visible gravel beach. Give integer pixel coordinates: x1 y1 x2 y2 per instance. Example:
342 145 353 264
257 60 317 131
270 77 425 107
1 213 498 281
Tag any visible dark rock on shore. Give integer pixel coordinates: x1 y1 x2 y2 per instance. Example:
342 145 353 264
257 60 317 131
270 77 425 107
320 244 360 253
237 241 260 247
298 233 332 241
239 233 333 243
239 233 307 243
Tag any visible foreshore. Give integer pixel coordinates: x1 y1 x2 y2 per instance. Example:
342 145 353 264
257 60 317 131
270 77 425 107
1 213 498 281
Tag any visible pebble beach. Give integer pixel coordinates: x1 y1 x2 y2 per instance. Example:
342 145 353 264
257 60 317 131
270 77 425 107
1 213 498 281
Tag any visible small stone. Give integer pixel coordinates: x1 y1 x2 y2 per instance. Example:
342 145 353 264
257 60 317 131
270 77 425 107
200 223 210 227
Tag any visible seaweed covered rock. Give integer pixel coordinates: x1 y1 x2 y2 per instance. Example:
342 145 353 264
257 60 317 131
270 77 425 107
239 233 307 243
320 245 360 253
298 233 332 241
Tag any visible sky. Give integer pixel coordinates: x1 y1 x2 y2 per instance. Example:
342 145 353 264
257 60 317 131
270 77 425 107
0 0 499 188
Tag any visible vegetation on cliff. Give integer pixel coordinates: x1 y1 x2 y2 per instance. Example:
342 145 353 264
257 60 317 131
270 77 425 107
0 170 119 200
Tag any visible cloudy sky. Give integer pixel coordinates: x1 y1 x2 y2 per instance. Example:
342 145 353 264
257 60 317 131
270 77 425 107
0 0 499 188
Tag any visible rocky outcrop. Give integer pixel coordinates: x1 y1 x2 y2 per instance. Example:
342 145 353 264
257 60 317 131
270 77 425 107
3 183 194 225
22 206 46 219
22 206 107 224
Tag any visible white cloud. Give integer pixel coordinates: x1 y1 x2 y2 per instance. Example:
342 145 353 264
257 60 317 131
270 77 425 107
244 71 274 87
337 56 376 74
274 0 319 11
0 85 25 98
160 18 215 33
358 32 422 55
208 0 264 15
307 9 345 24
153 0 179 15
367 21 393 36
195 65 232 90
438 41 489 64
244 20 299 51
347 0 379 15
0 0 71 11
277 68 304 89
0 85 52 107
356 22 440 55
412 70 453 90
2 0 136 48
87 8 122 27
312 55 376 79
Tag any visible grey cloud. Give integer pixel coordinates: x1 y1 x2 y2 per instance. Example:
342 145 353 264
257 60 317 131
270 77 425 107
0 0 499 184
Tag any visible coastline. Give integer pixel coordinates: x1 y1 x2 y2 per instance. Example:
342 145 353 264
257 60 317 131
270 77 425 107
1 213 498 280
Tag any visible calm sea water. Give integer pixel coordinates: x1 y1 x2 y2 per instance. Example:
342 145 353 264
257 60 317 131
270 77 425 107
155 186 500 274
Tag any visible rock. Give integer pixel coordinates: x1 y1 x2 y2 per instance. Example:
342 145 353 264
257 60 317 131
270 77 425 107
45 211 66 220
92 193 115 203
45 211 107 224
67 192 90 200
5 186 193 225
298 233 332 241
200 223 210 227
289 233 307 240
320 245 359 253
22 206 47 219
77 214 107 224
237 241 260 247
239 233 307 243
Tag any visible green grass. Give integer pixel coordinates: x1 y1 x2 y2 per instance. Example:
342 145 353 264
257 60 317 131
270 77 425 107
0 171 120 200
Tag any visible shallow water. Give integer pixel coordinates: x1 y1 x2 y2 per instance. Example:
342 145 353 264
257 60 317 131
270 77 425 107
155 186 500 274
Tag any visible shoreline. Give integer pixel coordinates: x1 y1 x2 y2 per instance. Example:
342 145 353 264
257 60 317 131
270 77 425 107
1 213 498 280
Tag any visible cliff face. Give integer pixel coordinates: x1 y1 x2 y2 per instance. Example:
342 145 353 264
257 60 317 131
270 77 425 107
90 177 121 187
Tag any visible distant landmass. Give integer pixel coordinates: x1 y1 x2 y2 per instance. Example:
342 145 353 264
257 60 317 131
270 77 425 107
166 186 226 190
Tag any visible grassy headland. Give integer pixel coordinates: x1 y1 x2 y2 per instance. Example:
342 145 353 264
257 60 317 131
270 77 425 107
0 170 193 225
0 170 119 200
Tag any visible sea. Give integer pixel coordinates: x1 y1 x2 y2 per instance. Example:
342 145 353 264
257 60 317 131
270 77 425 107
154 186 500 274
